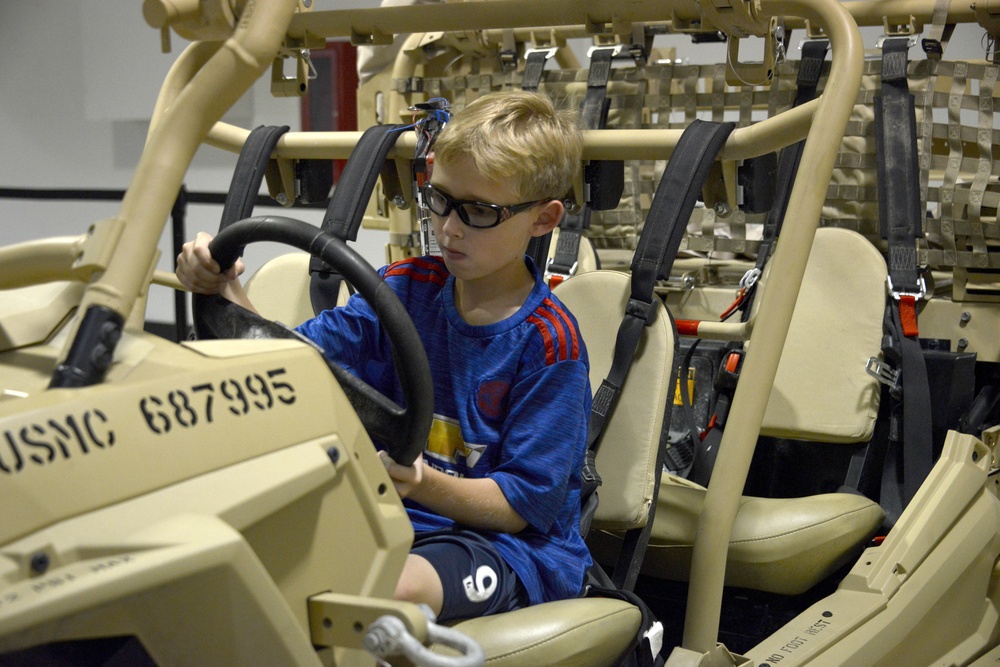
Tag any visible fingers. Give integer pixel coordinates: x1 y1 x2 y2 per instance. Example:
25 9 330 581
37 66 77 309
379 450 424 498
175 231 244 294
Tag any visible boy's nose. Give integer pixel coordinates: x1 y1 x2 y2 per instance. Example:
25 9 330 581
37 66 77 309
442 209 465 237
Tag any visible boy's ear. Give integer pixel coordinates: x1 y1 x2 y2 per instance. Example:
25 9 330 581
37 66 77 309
529 200 565 237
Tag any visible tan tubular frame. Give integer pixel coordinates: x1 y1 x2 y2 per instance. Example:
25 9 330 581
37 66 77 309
680 0 862 654
207 0 865 656
54 0 300 355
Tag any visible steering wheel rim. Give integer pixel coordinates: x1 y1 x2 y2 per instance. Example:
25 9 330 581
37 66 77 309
192 215 432 466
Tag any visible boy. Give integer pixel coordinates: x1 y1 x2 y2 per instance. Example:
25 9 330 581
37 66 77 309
176 91 592 622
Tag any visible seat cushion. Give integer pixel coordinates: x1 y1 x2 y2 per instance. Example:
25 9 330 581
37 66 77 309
243 253 352 326
755 227 887 443
243 253 316 326
554 271 673 530
444 597 641 666
590 474 885 596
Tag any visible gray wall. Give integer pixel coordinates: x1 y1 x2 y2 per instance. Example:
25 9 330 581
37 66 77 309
0 0 383 326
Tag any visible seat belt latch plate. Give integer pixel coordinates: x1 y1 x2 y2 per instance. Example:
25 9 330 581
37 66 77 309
866 356 900 391
545 257 578 287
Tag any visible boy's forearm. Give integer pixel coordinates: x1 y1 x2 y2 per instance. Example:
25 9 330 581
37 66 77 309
220 279 257 313
409 466 528 534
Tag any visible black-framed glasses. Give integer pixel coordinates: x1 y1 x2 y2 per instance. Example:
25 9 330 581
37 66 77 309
421 183 549 229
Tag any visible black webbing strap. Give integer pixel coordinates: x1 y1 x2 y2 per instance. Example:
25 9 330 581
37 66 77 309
219 125 289 232
889 302 933 503
584 583 665 666
520 50 556 265
546 47 615 285
318 123 409 243
582 121 734 504
873 37 933 505
876 37 924 296
309 123 408 314
580 47 614 130
195 125 289 340
521 48 554 92
754 39 829 270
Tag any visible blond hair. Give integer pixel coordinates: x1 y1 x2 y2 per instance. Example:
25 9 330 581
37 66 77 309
432 91 582 201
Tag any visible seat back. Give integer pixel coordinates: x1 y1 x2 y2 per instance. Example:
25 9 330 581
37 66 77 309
243 252 350 325
553 270 674 532
626 227 889 595
755 226 887 442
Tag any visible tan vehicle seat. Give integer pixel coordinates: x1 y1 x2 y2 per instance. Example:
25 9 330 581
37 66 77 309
591 227 887 595
244 252 350 325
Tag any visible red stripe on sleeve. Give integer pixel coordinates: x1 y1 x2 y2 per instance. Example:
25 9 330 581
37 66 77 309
542 298 580 360
527 315 557 366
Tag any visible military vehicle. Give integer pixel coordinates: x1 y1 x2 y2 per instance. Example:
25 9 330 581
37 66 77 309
2 0 999 665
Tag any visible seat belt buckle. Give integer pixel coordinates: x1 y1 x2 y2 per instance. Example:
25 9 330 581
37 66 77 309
739 267 762 290
715 349 744 391
545 257 578 288
887 274 927 301
887 275 926 338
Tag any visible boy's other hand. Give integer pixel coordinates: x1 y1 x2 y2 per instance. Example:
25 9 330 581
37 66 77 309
176 231 245 294
379 450 424 498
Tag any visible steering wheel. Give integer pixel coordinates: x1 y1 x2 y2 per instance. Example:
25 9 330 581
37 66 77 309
192 215 433 467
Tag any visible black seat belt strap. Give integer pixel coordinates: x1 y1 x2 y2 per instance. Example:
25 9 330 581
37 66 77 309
219 125 290 232
736 39 829 318
309 123 409 314
194 125 289 341
877 37 924 297
585 120 734 461
318 123 409 243
545 47 616 286
521 48 556 92
580 120 732 558
869 36 933 507
680 44 830 484
580 47 614 130
520 48 557 265
755 39 829 269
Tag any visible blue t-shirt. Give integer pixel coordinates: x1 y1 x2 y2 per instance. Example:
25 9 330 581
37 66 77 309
295 255 593 604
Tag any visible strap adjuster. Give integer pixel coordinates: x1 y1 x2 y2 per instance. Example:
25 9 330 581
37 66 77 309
626 297 657 325
586 44 624 59
523 47 558 62
875 34 919 49
545 257 578 287
866 357 902 399
886 274 927 301
866 357 898 386
739 267 762 290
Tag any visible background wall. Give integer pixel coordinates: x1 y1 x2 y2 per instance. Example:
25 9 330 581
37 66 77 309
0 0 382 330
0 1 992 329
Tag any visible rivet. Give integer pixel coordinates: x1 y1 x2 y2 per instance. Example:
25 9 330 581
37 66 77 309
30 552 50 575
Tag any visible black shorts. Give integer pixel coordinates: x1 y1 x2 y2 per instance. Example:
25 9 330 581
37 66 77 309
411 528 529 622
